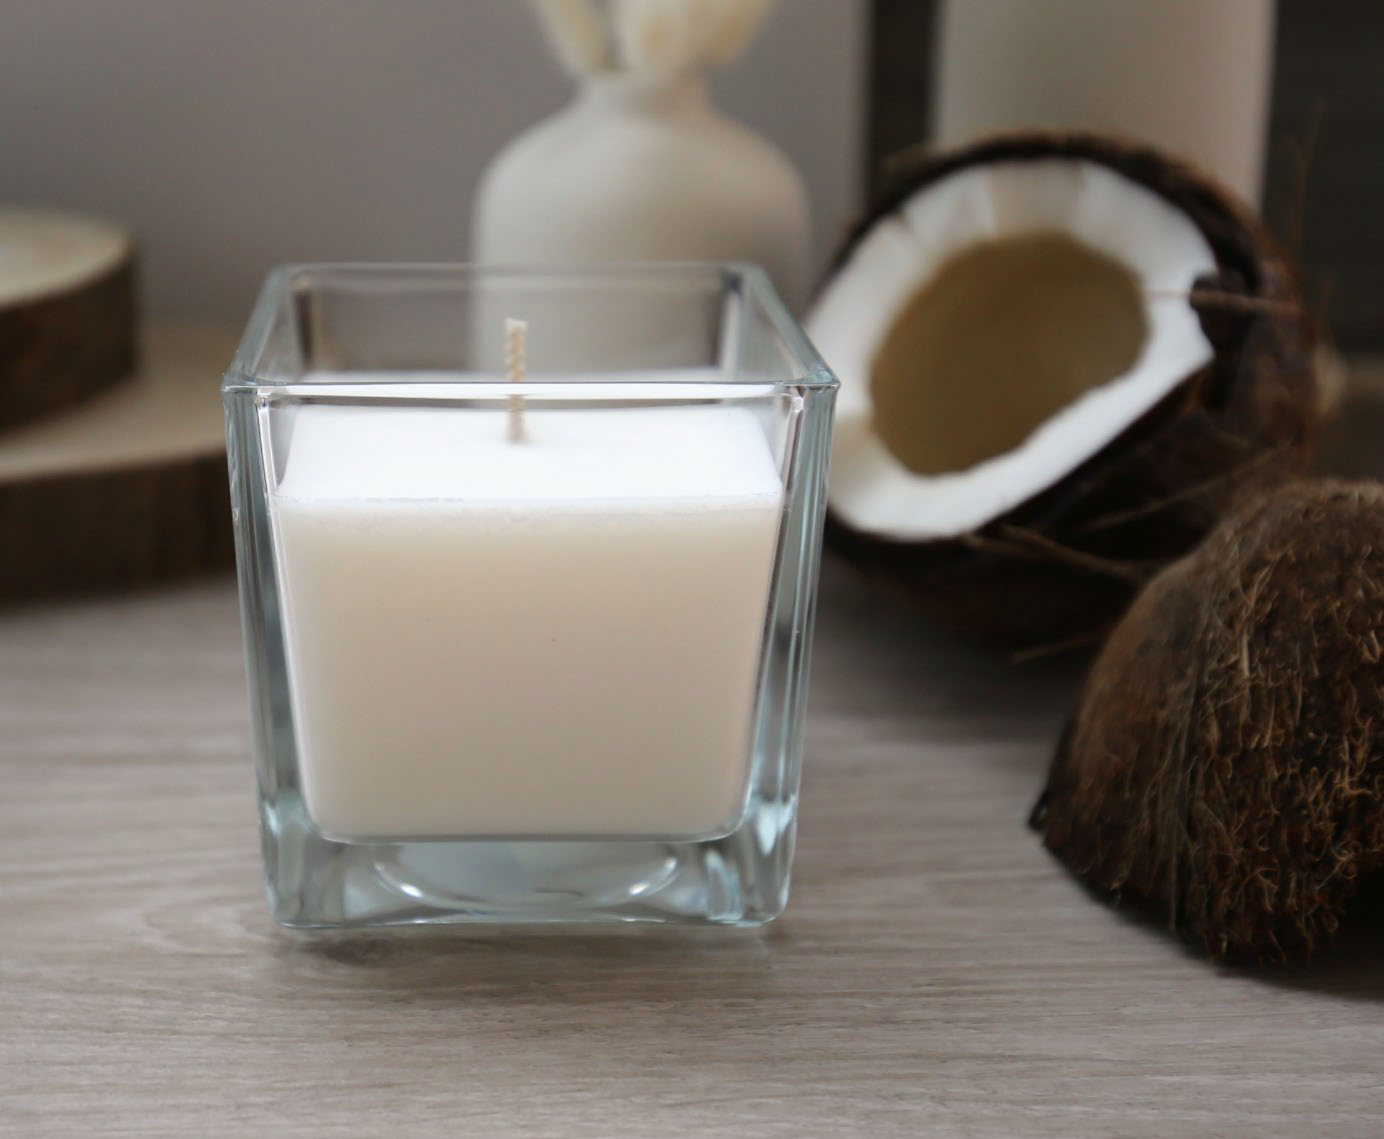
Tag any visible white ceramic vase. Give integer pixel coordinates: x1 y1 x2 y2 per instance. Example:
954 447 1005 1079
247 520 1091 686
472 69 812 311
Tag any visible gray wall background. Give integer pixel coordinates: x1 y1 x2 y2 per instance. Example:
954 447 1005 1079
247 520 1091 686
0 1 866 323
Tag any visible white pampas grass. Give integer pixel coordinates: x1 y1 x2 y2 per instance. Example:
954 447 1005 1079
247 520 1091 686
530 0 776 77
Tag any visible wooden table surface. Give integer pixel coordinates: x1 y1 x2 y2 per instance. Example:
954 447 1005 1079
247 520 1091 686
3 562 1382 1137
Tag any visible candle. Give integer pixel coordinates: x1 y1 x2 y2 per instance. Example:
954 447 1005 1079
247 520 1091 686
269 400 784 840
226 263 836 927
934 0 1275 204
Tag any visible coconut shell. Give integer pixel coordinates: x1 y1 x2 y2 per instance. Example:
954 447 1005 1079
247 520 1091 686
1032 480 1384 963
825 131 1317 647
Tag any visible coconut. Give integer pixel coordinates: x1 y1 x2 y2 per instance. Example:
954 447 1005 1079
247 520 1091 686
1032 480 1384 963
808 132 1316 645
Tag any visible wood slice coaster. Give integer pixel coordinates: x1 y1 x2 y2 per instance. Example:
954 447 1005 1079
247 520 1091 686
0 208 137 431
0 323 238 603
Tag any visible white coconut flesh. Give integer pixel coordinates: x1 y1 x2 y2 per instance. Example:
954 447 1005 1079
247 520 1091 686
807 159 1218 540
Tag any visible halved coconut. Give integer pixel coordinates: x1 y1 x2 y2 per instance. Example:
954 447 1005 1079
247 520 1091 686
808 133 1316 645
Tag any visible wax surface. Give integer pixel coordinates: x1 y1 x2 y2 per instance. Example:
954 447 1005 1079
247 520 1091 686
271 403 784 839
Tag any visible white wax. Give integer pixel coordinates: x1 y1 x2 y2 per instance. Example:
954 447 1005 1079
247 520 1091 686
270 402 784 839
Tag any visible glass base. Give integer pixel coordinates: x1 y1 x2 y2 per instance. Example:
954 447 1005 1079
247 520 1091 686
263 791 796 927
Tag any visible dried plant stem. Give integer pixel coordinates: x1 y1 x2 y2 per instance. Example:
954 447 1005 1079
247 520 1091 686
1184 288 1303 318
960 525 1151 584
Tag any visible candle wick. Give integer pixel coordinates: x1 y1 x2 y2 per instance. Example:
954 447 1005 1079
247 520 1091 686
505 317 528 444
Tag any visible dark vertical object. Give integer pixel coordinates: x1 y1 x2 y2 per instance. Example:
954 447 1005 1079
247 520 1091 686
1264 0 1384 351
867 0 1384 350
866 0 938 203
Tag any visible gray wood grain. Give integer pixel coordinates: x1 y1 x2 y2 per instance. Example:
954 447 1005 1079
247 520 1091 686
3 546 1383 1135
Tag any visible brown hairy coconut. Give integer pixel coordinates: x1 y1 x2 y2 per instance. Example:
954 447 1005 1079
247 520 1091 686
1032 481 1384 963
808 132 1316 647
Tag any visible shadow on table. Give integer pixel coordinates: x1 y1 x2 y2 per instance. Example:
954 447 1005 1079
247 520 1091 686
810 559 1089 741
280 923 790 1006
1255 877 1384 1002
1077 870 1384 1002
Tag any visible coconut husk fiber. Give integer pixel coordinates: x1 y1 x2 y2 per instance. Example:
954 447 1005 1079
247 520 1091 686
1032 480 1384 963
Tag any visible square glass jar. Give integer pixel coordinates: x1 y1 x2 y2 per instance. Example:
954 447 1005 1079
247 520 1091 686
223 264 837 927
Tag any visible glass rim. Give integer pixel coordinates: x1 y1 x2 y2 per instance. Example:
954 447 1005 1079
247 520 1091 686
224 260 839 394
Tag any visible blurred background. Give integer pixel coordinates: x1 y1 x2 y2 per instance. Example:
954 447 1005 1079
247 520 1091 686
871 0 1383 352
1 0 1382 603
0 0 864 322
3 0 1379 345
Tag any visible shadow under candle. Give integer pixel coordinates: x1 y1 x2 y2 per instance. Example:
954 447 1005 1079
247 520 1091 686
278 924 784 1008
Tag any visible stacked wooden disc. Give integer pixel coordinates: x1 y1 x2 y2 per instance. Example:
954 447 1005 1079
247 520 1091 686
0 208 236 603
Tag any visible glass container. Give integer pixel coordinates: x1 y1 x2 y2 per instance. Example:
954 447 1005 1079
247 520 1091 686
223 263 837 927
